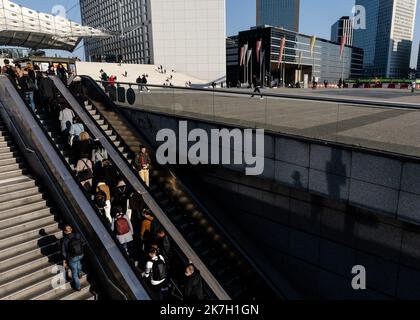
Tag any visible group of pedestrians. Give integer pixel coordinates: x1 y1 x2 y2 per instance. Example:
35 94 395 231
136 74 150 92
8 68 205 300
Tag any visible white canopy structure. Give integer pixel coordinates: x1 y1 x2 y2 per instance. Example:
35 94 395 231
0 0 111 51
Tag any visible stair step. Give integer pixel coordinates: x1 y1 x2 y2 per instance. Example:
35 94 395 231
41 279 91 300
28 274 89 301
0 177 34 194
0 162 23 173
0 214 56 239
0 193 44 213
0 221 59 250
0 208 53 231
0 229 61 261
0 261 70 300
0 146 17 154
0 251 62 286
0 238 59 268
0 157 22 167
0 186 40 204
0 169 26 180
0 151 20 161
0 200 49 222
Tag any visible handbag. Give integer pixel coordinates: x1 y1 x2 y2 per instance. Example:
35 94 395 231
77 160 93 182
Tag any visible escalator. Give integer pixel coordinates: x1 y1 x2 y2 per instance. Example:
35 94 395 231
0 75 149 301
67 76 288 300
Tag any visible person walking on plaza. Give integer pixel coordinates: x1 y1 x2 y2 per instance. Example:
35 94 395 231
250 75 263 99
61 225 84 291
135 145 151 187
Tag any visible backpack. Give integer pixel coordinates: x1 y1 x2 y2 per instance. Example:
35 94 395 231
115 216 130 235
152 257 167 282
95 189 107 208
68 236 83 258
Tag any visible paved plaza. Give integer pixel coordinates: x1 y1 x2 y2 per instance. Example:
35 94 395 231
117 87 420 158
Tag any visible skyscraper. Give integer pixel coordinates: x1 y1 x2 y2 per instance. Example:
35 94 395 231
80 0 226 82
353 0 417 78
331 16 354 46
256 0 300 31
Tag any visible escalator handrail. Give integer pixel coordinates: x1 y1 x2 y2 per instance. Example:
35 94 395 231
52 76 231 300
0 75 150 300
85 75 293 299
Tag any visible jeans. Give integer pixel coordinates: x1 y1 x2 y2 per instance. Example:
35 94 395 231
69 255 83 290
139 169 150 187
25 91 35 111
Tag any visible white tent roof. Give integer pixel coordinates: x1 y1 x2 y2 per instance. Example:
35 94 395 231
0 0 111 51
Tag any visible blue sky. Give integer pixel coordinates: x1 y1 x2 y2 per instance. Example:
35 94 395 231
10 0 420 67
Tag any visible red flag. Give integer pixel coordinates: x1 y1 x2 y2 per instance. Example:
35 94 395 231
278 37 286 67
256 39 262 63
340 34 347 59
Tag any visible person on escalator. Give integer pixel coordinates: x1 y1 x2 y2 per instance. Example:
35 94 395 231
18 65 37 111
2 59 18 86
112 179 132 219
156 229 171 261
100 69 109 93
100 159 118 191
75 132 94 160
134 145 151 187
69 76 85 106
182 263 205 301
58 104 75 136
96 175 112 224
38 72 56 114
69 116 85 146
140 208 157 252
92 140 108 186
111 206 134 254
76 157 93 192
142 248 168 300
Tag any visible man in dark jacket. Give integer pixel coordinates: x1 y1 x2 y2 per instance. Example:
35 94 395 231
250 75 263 99
38 72 56 113
61 225 84 291
156 229 171 260
183 264 205 300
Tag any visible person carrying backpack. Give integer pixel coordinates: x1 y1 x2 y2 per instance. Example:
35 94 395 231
142 248 167 300
61 225 84 291
2 59 18 85
111 206 134 253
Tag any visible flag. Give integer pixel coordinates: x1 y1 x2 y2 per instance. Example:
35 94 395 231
246 49 253 65
310 36 316 57
256 39 262 63
340 33 347 60
277 37 286 67
239 46 245 66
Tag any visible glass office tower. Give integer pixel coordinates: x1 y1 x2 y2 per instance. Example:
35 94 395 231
331 16 354 46
353 0 417 78
256 0 300 31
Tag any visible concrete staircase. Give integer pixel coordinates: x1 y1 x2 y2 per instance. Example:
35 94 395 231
0 120 95 300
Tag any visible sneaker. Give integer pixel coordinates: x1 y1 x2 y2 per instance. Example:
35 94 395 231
260 97 264 100
147 90 151 93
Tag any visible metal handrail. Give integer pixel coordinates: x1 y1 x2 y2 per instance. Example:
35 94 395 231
94 79 420 111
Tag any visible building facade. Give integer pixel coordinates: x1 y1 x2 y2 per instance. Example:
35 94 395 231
227 26 364 87
80 0 226 82
353 0 417 78
256 0 300 31
417 43 420 78
331 16 354 46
